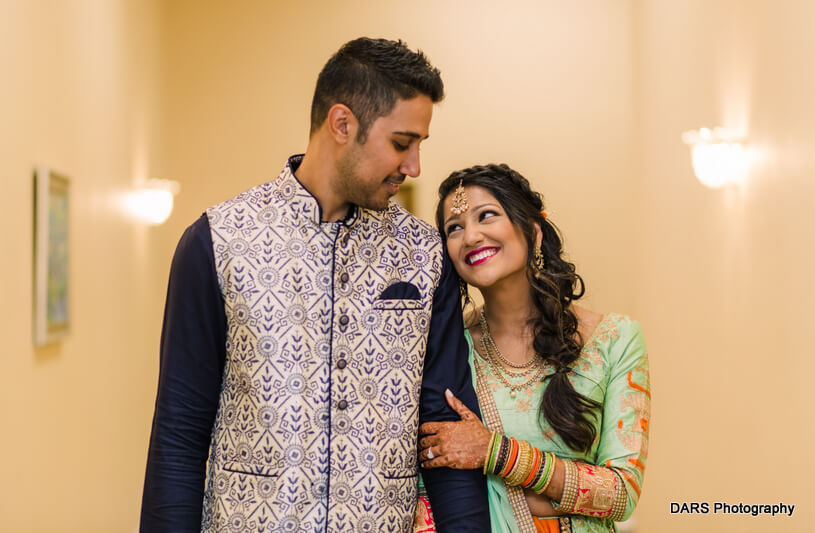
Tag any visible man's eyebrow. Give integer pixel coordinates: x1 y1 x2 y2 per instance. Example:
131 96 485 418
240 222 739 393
392 131 429 140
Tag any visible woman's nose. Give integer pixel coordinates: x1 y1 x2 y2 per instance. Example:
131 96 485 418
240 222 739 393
462 224 482 247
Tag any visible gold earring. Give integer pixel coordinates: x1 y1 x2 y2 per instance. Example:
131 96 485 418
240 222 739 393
450 180 469 215
459 279 471 305
533 247 545 272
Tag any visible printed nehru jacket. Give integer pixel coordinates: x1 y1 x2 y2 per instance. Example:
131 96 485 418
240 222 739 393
141 155 489 533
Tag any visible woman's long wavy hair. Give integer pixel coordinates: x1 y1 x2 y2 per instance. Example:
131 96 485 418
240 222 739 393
436 163 600 453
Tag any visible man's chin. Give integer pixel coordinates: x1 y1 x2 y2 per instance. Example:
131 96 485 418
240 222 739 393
357 194 393 212
364 200 391 212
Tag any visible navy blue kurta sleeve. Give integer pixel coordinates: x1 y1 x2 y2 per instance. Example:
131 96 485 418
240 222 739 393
419 252 491 532
141 214 226 532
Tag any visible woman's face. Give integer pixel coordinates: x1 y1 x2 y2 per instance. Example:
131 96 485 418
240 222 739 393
441 185 530 290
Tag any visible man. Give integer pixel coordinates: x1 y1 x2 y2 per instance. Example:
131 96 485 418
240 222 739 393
140 37 489 532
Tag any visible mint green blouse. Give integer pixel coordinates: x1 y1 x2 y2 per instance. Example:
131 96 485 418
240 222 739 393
469 313 650 533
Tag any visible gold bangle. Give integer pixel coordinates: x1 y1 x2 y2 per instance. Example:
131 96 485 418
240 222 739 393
608 470 629 521
517 441 535 486
505 440 533 486
516 441 535 485
517 441 536 486
552 459 578 513
502 440 523 485
521 447 542 488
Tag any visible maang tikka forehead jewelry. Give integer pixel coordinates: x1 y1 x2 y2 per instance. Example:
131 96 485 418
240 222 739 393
450 180 469 215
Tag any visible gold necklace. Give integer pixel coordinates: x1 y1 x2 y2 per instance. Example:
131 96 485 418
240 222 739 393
477 310 546 398
479 308 536 369
478 337 546 398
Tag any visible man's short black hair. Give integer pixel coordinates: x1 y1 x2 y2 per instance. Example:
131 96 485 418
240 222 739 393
310 37 444 142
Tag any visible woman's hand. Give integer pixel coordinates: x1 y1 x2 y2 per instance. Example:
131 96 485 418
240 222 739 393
418 389 492 470
524 490 560 517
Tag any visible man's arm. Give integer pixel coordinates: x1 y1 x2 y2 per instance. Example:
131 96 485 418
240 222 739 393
140 214 226 532
419 251 491 532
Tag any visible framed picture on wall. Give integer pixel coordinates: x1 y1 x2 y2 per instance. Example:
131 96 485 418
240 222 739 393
33 167 70 346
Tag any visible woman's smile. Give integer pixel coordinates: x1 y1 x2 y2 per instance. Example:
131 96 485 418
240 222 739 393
465 246 500 266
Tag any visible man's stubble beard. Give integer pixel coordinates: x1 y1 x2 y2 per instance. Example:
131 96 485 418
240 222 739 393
335 143 391 212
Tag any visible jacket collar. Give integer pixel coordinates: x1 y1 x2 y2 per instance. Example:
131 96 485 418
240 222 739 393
275 154 361 230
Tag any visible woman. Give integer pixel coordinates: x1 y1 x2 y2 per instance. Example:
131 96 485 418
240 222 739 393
415 164 650 533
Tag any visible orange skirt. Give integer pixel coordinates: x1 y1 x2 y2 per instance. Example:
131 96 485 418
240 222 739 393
533 516 562 533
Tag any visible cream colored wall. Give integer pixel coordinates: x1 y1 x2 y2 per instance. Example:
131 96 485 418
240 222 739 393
0 0 163 531
4 0 813 531
634 1 815 531
161 1 815 531
158 0 638 315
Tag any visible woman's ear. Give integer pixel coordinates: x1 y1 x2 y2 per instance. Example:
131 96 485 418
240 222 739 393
326 103 358 144
533 222 543 250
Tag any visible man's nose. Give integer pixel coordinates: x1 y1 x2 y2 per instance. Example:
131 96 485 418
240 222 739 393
400 146 421 178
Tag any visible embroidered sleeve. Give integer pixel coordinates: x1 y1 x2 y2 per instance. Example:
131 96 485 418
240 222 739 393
553 460 627 520
552 320 649 521
591 320 650 521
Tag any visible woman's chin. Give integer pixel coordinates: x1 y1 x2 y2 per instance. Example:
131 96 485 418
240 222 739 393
461 277 492 291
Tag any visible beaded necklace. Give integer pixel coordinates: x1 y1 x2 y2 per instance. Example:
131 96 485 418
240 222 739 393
478 308 546 398
479 308 536 369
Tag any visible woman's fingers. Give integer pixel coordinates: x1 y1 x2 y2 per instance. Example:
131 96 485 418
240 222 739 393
419 391 477 438
421 454 447 469
421 450 479 470
419 420 457 437
418 421 441 436
418 434 441 450
421 444 442 462
417 406 491 470
445 389 478 421
421 446 460 468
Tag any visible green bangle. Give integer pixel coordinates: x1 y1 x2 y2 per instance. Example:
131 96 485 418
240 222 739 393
534 452 556 494
483 432 499 474
529 451 549 492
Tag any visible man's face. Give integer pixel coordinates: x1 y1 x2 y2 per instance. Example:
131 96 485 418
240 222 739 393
335 95 433 211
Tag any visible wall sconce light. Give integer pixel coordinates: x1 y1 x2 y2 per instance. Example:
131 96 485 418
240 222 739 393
125 178 180 225
681 127 747 188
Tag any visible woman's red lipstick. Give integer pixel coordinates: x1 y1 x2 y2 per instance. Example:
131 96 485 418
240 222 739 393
465 246 499 266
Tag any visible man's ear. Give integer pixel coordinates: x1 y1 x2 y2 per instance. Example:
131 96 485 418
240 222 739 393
326 103 358 144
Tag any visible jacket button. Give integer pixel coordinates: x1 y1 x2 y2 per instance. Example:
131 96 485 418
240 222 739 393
340 272 349 284
337 399 348 410
338 315 349 326
336 358 347 369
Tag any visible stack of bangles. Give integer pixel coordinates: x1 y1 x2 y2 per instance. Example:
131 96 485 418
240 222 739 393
482 432 557 494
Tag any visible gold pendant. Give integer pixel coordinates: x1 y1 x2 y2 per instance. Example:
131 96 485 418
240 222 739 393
510 389 517 398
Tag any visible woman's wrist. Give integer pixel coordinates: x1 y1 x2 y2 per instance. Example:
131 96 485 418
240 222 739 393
551 459 578 513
